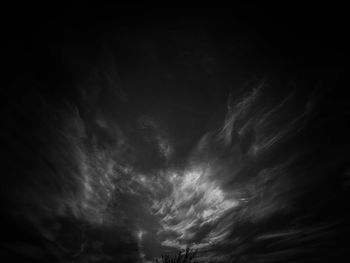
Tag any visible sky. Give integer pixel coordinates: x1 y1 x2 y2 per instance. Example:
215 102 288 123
2 5 349 263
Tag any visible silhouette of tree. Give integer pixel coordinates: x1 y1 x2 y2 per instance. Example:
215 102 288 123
155 247 199 263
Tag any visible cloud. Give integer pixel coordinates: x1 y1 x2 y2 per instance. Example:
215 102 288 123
3 73 349 262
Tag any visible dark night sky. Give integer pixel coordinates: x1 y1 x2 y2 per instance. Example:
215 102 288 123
2 4 349 263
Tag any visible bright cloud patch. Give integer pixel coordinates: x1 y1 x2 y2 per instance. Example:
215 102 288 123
152 166 239 249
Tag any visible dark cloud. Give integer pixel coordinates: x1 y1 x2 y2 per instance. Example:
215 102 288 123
2 5 349 263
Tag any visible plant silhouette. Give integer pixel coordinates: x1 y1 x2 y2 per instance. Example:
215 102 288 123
155 248 198 263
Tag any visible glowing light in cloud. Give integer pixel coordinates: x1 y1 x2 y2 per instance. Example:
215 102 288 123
152 166 239 249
